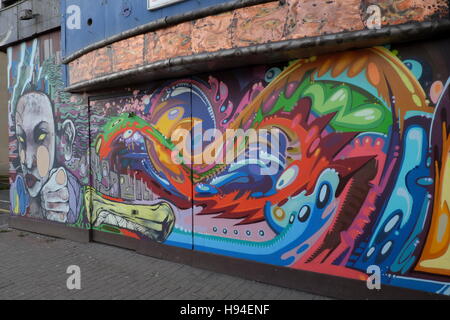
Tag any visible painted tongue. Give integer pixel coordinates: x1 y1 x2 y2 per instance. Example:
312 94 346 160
25 174 38 188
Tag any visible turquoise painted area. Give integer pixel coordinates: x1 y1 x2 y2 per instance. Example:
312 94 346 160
166 170 340 266
351 121 434 282
372 127 425 233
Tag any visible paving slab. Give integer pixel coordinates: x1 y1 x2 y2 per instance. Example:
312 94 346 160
0 222 331 300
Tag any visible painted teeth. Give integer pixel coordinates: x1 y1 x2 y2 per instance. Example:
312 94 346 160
117 216 127 228
95 216 105 227
94 212 153 236
126 220 135 230
94 211 108 227
106 214 117 226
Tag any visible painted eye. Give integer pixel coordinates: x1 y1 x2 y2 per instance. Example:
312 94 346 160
38 133 47 142
123 129 134 139
276 165 299 190
298 205 311 223
316 183 332 209
265 67 282 83
273 207 286 221
403 59 423 80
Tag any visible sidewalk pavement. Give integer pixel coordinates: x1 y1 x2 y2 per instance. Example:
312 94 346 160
0 190 8 227
0 191 330 300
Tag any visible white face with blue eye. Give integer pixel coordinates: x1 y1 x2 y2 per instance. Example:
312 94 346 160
265 169 340 235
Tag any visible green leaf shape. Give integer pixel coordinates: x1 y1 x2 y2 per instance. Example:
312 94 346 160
303 81 392 134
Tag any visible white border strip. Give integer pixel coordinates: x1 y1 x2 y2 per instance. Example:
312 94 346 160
147 0 185 10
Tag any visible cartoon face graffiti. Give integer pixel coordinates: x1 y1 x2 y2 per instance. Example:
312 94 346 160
13 91 80 223
15 92 56 197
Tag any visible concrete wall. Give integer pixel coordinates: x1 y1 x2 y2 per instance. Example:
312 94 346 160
0 52 8 175
0 0 60 50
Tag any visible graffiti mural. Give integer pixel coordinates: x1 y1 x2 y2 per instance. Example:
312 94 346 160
88 92 188 244
88 44 450 295
8 31 89 229
416 79 450 277
8 33 450 296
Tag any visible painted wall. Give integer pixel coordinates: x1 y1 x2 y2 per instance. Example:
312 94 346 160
8 31 450 295
7 31 89 227
0 52 8 175
0 0 60 50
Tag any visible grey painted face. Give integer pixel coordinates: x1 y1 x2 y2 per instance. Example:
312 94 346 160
15 92 56 198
